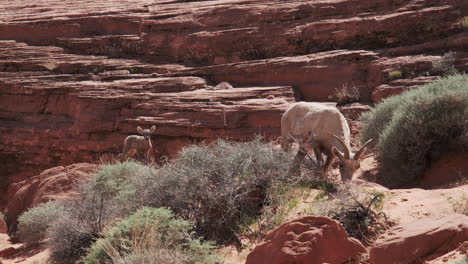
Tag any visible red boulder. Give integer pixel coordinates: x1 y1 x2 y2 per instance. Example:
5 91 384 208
246 216 366 264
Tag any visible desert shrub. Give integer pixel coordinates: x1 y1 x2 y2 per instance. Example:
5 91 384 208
91 161 156 220
47 161 153 263
360 94 403 144
83 207 219 264
452 256 468 264
432 51 458 76
361 74 468 186
388 70 402 80
315 184 393 245
17 201 64 245
48 214 98 264
331 83 360 105
462 16 468 28
146 138 295 243
47 139 297 261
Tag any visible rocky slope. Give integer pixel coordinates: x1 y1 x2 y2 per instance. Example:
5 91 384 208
1 0 468 208
2 160 466 264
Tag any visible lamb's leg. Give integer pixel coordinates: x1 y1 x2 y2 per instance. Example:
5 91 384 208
124 149 137 161
144 150 152 164
121 144 129 162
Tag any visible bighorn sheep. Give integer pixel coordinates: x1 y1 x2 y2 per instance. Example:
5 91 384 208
281 102 373 181
121 126 156 161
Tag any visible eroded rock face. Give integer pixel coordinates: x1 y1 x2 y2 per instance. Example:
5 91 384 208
419 152 468 189
245 216 367 264
5 163 99 235
370 214 468 264
426 241 468 264
1 0 468 208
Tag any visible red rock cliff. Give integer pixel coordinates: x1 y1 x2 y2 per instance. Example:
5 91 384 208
1 0 467 207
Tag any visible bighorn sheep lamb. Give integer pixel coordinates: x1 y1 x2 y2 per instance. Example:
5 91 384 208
281 102 373 181
121 126 156 161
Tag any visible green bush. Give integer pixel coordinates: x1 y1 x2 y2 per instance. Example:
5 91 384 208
47 162 152 263
362 74 468 186
17 201 64 245
146 138 294 243
83 207 219 264
388 70 403 80
48 214 98 264
432 52 458 76
46 139 297 262
462 16 468 28
91 161 155 219
360 94 404 144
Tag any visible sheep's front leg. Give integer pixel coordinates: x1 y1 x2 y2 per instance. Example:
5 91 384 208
289 146 307 175
322 152 335 173
313 148 323 168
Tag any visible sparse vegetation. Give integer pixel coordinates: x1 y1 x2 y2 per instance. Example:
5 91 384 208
44 138 321 262
314 184 394 244
460 16 468 28
183 48 209 66
147 138 296 243
240 41 276 60
388 70 403 80
449 194 468 216
331 83 360 105
48 214 98 264
432 51 458 76
361 74 468 186
452 256 468 264
17 201 64 245
47 161 152 264
83 207 219 264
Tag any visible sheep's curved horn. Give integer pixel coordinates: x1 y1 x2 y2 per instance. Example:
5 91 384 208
330 133 350 159
354 138 374 160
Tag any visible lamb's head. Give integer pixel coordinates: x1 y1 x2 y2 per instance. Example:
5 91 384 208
331 134 373 182
137 125 156 141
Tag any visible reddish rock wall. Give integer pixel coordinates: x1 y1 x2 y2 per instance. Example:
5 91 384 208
370 214 468 264
1 0 468 208
5 163 99 235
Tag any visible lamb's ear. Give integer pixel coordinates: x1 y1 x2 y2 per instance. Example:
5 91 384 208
332 147 344 160
150 125 156 134
137 126 144 134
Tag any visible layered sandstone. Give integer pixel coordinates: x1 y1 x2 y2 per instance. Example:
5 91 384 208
370 214 468 264
1 0 468 208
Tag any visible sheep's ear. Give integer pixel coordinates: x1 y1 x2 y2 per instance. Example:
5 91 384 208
332 147 344 160
354 147 367 160
137 126 144 134
150 125 156 134
354 138 373 160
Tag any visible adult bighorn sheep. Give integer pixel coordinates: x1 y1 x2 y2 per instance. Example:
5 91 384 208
121 125 156 161
281 102 373 181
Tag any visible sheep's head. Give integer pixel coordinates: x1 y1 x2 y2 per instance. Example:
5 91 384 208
137 125 156 141
331 135 373 182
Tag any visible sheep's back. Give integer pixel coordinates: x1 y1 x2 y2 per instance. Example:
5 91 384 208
283 102 350 150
